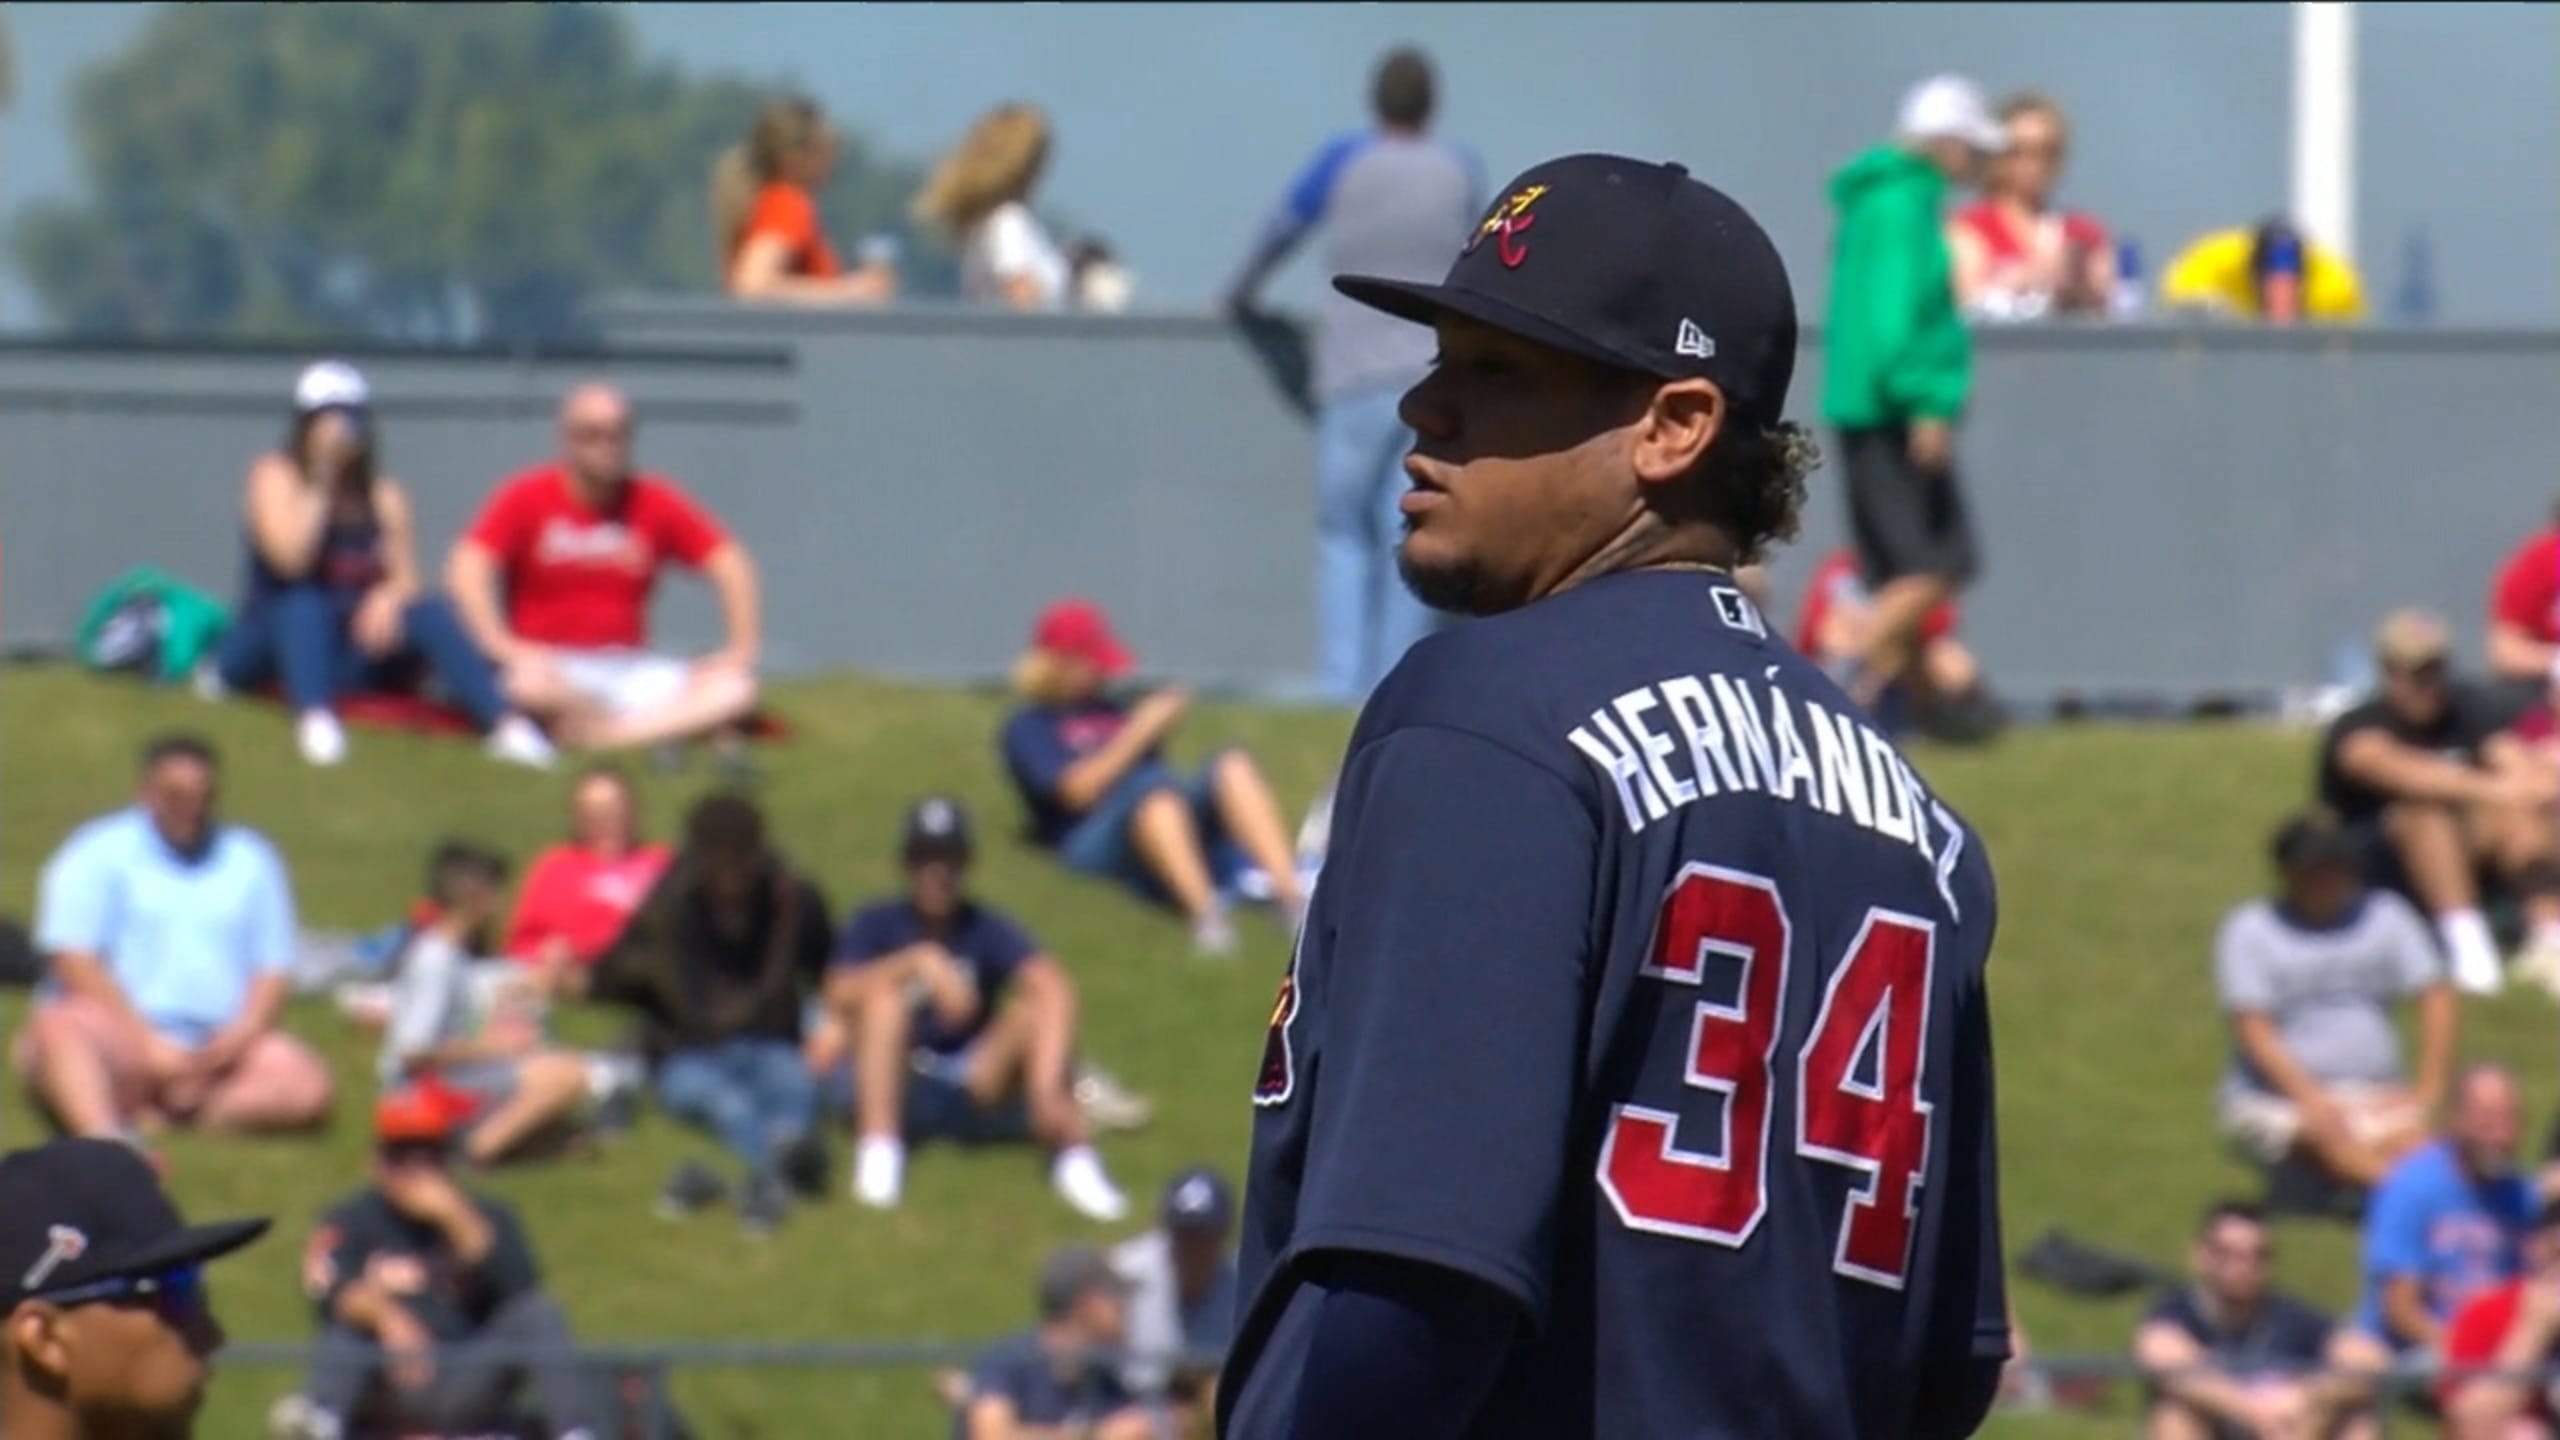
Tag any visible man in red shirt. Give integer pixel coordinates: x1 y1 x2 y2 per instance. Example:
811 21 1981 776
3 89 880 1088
2488 508 2560 712
446 382 762 756
2441 1199 2560 1437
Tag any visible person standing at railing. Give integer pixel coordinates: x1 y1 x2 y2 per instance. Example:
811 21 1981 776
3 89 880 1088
1948 91 2114 324
712 94 898 307
2159 219 2367 325
1822 75 2003 712
1223 46 1482 705
915 103 1071 312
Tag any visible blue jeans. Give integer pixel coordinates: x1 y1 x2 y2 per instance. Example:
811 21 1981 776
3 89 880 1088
216 587 506 729
655 1039 818 1169
1057 756 1246 906
1315 385 1441 703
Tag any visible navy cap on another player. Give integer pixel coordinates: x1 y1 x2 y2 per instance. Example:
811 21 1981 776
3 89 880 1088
1334 153 1798 426
0 1138 270 1310
902 794 975 867
1160 1166 1236 1234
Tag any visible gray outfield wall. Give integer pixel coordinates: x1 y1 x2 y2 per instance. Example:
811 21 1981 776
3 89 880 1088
3 308 2554 706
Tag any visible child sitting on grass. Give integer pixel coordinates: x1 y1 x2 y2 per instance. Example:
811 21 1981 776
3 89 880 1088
381 840 634 1166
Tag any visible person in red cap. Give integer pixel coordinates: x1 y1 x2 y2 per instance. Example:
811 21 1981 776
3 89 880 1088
999 598 1306 955
267 1085 598 1440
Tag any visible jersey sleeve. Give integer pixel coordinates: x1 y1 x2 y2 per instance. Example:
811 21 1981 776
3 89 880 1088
641 480 729 567
2212 910 2275 1013
1001 710 1075 806
1288 725 1595 1324
743 184 820 254
463 474 537 557
2491 537 2556 638
34 825 115 957
977 907 1039 986
2362 1168 2432 1286
2379 895 2443 993
1909 965 2011 1438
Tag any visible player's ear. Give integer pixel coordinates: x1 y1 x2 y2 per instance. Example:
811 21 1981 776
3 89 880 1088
8 1303 72 1384
1630 378 1724 491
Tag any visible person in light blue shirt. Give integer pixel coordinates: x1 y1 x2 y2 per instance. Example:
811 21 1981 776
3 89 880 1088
1225 47 1483 703
2346 1064 2534 1360
18 732 333 1141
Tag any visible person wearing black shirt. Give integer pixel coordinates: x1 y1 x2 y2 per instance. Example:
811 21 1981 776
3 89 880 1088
2315 610 2560 997
2130 1200 2348 1440
576 792 833 1235
268 1087 596 1440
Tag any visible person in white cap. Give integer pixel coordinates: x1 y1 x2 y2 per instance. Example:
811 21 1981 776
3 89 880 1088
207 360 557 769
1821 75 2006 718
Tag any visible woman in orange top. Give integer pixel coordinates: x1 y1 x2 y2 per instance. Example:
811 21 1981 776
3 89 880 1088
711 95 897 304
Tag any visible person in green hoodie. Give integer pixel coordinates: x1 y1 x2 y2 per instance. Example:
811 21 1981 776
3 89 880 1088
1822 74 2007 709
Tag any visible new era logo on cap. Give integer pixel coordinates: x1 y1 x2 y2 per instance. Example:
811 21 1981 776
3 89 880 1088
1334 153 1797 426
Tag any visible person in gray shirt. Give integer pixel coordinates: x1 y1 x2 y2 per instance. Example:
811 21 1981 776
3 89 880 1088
2216 809 2454 1189
1225 47 1482 704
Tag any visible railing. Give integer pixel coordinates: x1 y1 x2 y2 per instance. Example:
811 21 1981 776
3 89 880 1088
208 1340 2529 1435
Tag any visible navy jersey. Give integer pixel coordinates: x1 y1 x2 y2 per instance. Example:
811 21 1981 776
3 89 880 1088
834 897 1039 1056
1220 569 2007 1439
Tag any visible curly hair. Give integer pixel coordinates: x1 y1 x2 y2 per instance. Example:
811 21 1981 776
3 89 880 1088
1688 419 1822 566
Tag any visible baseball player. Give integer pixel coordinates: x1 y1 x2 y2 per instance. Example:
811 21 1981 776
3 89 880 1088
0 1137 271 1439
1218 154 2009 1439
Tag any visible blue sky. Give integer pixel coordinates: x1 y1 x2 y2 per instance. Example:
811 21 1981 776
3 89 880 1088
5 3 2552 328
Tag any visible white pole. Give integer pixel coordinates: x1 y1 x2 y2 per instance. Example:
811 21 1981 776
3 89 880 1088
2290 1 2357 262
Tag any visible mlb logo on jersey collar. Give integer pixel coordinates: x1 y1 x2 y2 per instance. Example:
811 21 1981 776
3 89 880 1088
1711 583 1766 640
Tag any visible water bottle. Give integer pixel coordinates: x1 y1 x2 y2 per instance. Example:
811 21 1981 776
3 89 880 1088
2108 237 2145 322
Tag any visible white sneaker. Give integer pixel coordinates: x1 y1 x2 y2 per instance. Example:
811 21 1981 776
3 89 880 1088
2451 941 2507 997
1074 1066 1155 1134
2516 938 2560 1001
266 1393 342 1440
486 714 558 770
1052 1146 1129 1222
295 711 347 767
1192 911 1238 959
852 1137 904 1209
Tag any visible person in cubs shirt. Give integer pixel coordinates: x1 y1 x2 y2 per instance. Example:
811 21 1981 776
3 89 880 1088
1219 153 2007 1440
447 381 763 759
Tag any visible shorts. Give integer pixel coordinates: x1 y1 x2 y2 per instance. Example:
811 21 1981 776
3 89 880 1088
1839 424 1981 588
818 1050 1031 1146
2218 1081 2403 1165
1057 757 1247 903
553 649 692 717
434 1060 521 1125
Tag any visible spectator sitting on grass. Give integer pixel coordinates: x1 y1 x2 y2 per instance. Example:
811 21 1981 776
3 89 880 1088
570 792 831 1236
2441 1197 2560 1438
713 93 897 306
817 796 1130 1222
1793 546 2003 743
2133 1199 2368 1440
500 764 673 973
266 1085 599 1440
17 732 333 1144
2316 610 2560 996
2335 1064 2535 1376
947 1247 1154 1440
446 382 763 764
2213 809 2451 1191
1111 1166 1240 1419
2484 498 2560 717
210 361 555 771
1000 598 1307 956
378 841 598 1170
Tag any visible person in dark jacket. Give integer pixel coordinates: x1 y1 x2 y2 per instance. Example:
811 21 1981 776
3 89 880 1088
267 1084 598 1440
1822 74 2006 712
576 791 832 1236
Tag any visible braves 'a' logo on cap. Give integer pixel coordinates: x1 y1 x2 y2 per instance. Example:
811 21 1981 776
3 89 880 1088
1466 184 1549 270
21 1225 87 1292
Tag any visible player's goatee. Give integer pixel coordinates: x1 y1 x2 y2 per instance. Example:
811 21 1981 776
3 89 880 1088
1395 547 1480 617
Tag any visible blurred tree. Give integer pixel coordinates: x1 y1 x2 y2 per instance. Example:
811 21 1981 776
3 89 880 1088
9 3 949 342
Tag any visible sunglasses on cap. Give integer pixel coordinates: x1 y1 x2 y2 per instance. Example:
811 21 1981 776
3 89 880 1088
32 1263 205 1321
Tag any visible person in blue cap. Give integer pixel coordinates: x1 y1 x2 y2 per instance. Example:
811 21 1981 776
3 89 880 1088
0 1137 269 1439
1219 152 2009 1440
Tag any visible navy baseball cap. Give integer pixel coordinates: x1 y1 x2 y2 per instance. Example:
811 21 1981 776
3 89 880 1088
1160 1166 1235 1233
0 1139 269 1310
901 795 974 866
1335 153 1799 426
